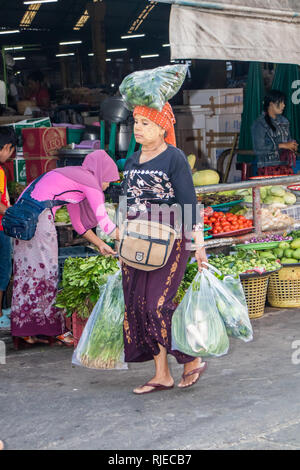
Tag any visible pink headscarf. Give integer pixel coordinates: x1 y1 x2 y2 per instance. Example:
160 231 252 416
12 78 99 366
53 150 119 232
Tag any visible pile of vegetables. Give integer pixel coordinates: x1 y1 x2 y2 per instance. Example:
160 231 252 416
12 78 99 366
243 239 300 265
235 186 297 206
55 206 71 224
55 255 119 319
203 209 253 235
196 193 243 206
208 252 281 276
245 234 293 244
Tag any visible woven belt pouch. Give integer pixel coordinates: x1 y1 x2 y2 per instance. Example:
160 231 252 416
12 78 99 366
119 219 176 271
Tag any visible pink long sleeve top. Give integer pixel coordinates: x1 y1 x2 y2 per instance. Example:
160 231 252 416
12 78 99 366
30 171 116 235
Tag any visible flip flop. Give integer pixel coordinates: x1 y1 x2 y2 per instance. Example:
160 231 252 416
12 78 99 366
133 382 174 395
56 331 75 347
179 362 207 389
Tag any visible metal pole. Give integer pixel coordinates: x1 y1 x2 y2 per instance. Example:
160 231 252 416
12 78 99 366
1 47 8 107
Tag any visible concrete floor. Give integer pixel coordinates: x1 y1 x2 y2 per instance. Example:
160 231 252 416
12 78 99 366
0 306 300 450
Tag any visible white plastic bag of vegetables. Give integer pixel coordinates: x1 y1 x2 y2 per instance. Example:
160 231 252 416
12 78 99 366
171 269 229 357
203 263 253 343
72 270 127 370
119 64 188 112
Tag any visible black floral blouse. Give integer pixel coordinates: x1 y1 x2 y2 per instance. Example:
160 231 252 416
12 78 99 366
122 145 202 232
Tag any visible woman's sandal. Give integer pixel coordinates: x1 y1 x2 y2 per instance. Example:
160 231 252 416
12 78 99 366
56 331 75 347
133 382 174 395
179 362 207 389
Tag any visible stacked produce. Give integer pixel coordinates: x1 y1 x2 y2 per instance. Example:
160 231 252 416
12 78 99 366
234 186 296 206
175 251 281 304
238 238 300 265
197 193 242 206
208 252 281 276
203 209 253 235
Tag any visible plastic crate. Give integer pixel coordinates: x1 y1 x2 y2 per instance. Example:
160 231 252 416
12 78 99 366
58 246 98 282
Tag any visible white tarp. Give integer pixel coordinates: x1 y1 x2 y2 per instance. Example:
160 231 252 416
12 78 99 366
162 0 300 64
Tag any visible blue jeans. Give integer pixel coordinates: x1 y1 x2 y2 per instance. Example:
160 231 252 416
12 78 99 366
0 231 12 291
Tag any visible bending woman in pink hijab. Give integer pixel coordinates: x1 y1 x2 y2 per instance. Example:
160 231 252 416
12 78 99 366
10 150 120 347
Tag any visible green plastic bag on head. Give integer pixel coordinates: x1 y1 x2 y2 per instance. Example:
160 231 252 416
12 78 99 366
171 270 229 358
119 64 188 112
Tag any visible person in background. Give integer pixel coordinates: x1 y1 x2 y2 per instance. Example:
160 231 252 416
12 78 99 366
251 90 298 176
0 127 17 328
25 71 50 109
10 150 120 347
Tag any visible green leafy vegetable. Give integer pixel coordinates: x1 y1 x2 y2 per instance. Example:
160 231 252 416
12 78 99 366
55 255 119 319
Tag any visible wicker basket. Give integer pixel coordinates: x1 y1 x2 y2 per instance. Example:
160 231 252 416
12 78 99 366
241 273 271 319
267 266 300 308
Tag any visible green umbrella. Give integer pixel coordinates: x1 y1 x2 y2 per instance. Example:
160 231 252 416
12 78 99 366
237 62 265 164
271 63 300 144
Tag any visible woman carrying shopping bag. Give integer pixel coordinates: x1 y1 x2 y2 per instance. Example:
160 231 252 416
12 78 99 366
8 151 120 348
119 102 208 394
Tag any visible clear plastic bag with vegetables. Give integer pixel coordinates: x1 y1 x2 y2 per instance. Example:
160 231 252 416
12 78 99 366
72 270 127 370
171 269 229 358
203 264 253 342
119 64 188 111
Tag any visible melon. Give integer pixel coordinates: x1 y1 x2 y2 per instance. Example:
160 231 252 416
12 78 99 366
192 169 220 186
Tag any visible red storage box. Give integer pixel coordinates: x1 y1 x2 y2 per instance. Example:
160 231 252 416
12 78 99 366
22 127 67 157
25 155 58 183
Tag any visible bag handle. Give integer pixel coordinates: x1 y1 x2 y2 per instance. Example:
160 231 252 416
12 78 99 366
202 261 222 276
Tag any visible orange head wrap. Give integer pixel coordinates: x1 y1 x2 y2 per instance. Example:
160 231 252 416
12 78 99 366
133 102 176 147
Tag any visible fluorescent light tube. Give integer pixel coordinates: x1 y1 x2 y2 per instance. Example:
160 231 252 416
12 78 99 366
24 0 58 4
162 43 170 47
59 41 82 45
13 57 26 60
106 48 127 53
56 53 75 57
140 54 159 58
121 34 145 39
4 46 23 51
0 30 20 34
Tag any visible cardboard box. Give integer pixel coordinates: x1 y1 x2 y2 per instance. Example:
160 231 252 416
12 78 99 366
25 156 58 184
14 117 51 154
14 157 27 184
22 127 67 158
183 88 243 115
174 105 206 129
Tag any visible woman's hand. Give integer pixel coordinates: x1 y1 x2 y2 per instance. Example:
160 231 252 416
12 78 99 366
97 240 117 257
279 141 298 152
195 247 208 272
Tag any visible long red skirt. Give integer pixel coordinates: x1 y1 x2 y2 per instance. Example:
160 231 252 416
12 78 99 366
121 237 195 364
